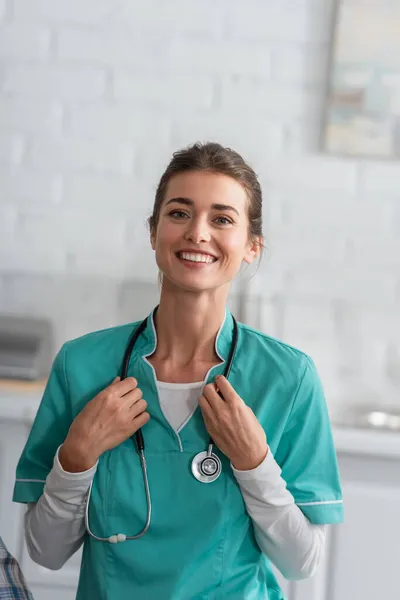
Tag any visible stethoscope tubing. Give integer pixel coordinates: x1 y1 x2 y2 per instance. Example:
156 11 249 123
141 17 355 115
85 306 238 542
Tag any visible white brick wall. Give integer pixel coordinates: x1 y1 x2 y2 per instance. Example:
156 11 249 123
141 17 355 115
0 0 399 413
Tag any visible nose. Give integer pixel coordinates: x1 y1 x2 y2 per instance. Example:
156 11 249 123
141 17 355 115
183 217 211 244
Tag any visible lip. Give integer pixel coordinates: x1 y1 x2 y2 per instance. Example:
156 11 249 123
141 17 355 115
175 249 218 260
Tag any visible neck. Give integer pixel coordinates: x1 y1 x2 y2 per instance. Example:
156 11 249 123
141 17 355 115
153 285 229 366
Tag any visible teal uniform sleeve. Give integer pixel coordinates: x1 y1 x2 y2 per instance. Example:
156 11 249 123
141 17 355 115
275 356 344 525
13 344 72 504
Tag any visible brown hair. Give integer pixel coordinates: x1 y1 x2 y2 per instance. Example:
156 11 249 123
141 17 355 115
148 142 263 244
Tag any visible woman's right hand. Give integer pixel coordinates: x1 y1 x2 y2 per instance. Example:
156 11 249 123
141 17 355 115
59 377 150 473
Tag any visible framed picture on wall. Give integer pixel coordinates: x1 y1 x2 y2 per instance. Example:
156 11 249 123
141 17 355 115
323 0 400 159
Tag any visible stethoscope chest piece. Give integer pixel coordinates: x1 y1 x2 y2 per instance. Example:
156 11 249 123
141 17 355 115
191 445 222 483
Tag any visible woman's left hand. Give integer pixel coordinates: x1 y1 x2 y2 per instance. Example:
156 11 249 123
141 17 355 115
199 375 268 471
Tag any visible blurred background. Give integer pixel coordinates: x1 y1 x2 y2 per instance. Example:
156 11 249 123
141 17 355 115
0 0 399 599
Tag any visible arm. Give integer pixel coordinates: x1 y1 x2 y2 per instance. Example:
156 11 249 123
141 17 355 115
232 450 327 580
24 448 97 571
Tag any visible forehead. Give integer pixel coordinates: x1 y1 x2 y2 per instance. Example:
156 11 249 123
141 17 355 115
164 171 248 211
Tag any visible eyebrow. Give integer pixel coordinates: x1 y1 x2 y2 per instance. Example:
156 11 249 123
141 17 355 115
165 197 240 216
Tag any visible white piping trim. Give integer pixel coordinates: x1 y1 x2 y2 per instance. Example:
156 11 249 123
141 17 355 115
172 309 227 433
15 478 46 484
142 308 228 446
143 309 184 451
296 500 343 506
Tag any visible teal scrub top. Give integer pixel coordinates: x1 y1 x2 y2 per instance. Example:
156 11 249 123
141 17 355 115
13 309 344 600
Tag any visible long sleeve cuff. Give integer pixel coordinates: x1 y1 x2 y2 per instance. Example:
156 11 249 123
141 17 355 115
43 446 98 504
231 448 295 507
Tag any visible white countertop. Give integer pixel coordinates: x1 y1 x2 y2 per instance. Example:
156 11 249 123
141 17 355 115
0 381 44 423
1 382 399 458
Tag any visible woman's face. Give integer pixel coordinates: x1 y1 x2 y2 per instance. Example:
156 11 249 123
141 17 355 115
151 171 260 293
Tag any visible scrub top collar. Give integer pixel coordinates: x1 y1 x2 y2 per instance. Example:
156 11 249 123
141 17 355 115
131 306 237 370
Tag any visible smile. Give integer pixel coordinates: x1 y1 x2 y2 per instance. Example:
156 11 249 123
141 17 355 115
176 252 217 264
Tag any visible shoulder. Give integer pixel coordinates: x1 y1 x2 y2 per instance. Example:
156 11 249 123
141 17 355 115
237 321 314 377
64 321 139 353
54 321 141 377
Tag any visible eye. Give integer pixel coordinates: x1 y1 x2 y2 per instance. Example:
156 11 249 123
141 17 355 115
214 216 233 226
169 210 189 219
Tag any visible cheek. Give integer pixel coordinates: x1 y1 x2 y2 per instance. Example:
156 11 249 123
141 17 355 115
154 223 176 250
222 232 249 258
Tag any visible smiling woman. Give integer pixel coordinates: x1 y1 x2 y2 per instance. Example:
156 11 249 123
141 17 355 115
13 142 343 600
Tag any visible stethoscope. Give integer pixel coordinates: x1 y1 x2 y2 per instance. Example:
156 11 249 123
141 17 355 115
85 306 238 544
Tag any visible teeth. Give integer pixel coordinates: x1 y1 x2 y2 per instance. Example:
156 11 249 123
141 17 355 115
179 252 215 263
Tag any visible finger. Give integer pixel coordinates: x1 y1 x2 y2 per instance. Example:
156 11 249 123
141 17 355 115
202 383 224 408
133 411 150 429
203 390 225 414
214 376 239 404
130 398 148 418
203 383 225 410
123 387 143 405
198 394 214 419
105 376 120 390
113 377 138 396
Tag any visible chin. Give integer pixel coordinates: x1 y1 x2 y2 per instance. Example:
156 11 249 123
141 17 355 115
164 272 233 295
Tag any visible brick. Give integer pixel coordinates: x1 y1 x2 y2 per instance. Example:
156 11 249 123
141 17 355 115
111 0 224 34
0 0 6 19
2 65 106 103
286 267 397 308
268 226 347 268
13 0 114 23
0 135 25 165
68 105 170 143
388 197 400 238
0 98 63 134
220 77 320 119
283 301 335 340
346 238 400 269
281 191 388 234
113 73 215 109
117 279 161 325
169 114 284 168
0 240 66 272
363 163 400 194
333 302 389 381
242 296 282 338
57 29 139 66
14 0 223 32
265 156 358 192
29 136 134 174
122 243 158 282
224 2 330 44
0 24 50 59
0 169 61 204
271 43 328 86
65 174 152 216
17 209 127 253
169 40 272 77
242 261 287 300
361 310 400 345
283 119 322 154
0 205 16 242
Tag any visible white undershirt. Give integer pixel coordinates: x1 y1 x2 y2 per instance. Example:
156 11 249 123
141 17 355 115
24 382 327 581
157 380 203 431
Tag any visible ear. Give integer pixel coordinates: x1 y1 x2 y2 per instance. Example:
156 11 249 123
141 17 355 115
243 236 262 265
150 229 156 251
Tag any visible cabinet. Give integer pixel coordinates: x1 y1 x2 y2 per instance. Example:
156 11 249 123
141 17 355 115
1 391 400 600
327 453 400 599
